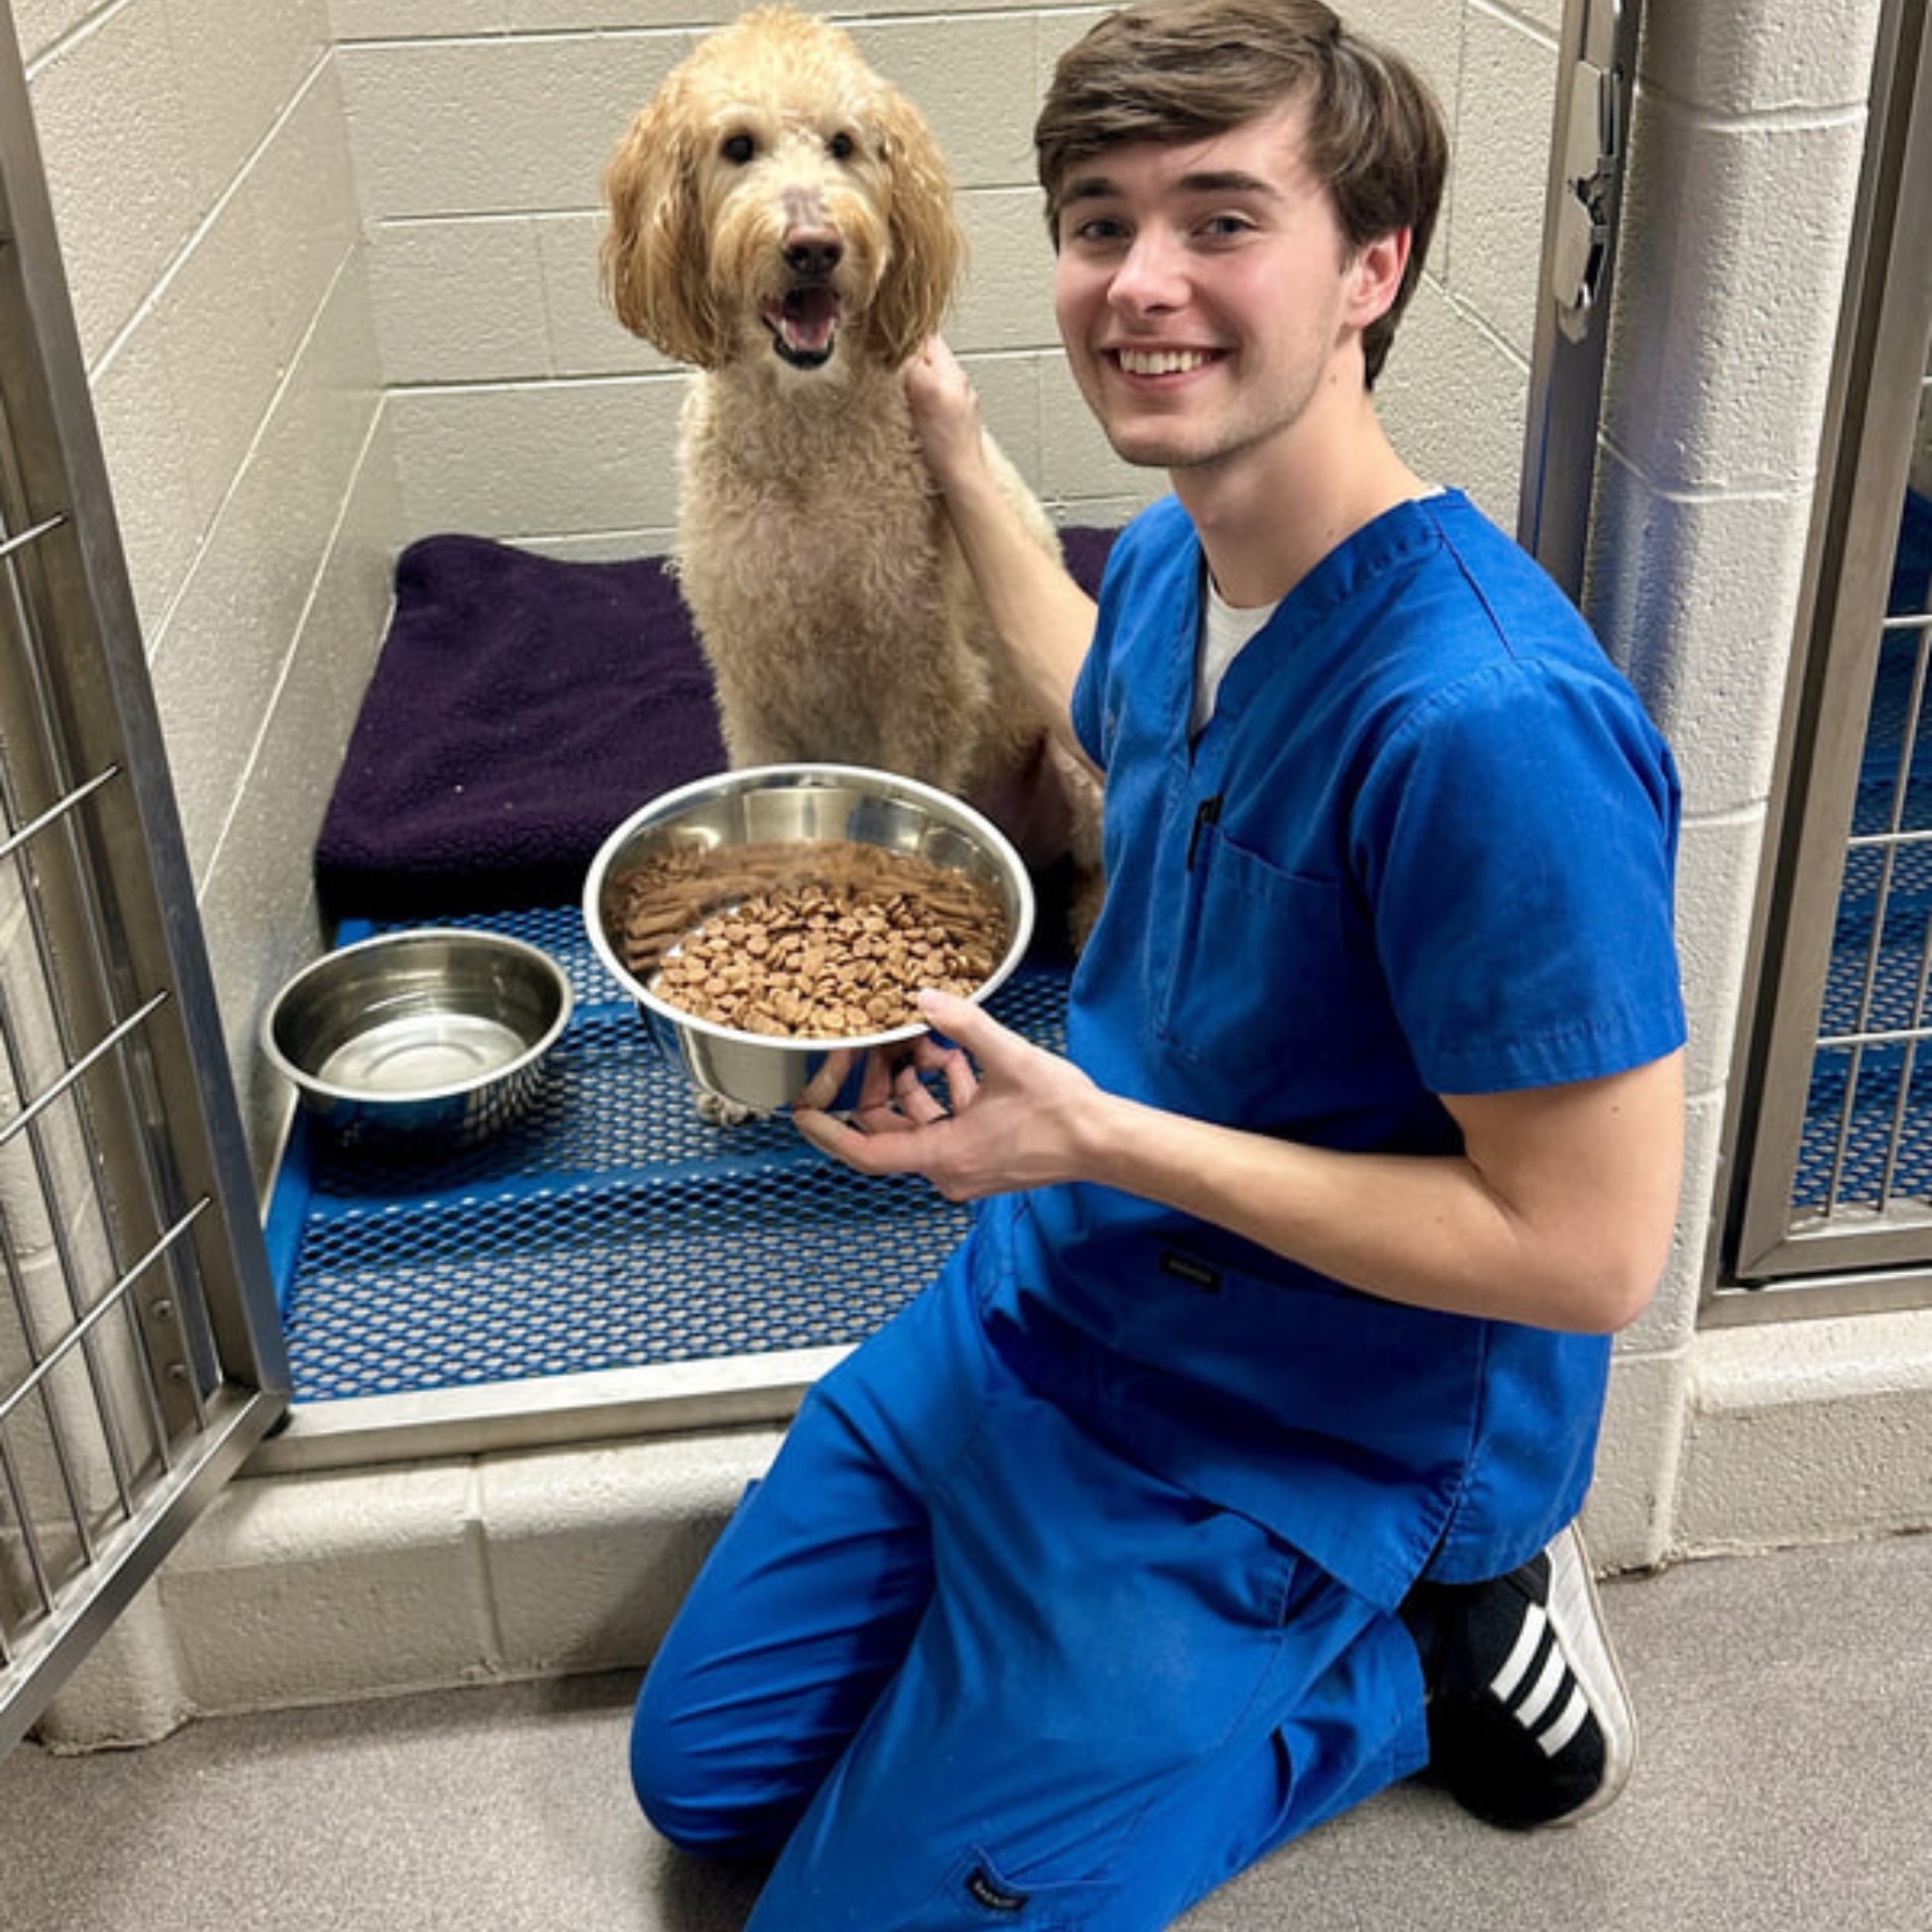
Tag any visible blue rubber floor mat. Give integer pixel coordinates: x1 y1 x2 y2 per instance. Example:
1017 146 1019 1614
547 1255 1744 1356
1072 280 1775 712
266 906 1068 1403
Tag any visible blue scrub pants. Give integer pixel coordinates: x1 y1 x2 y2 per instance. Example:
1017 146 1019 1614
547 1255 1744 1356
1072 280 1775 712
631 1259 1429 1929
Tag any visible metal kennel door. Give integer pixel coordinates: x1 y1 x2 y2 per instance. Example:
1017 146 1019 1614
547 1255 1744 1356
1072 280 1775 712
0 18 290 1755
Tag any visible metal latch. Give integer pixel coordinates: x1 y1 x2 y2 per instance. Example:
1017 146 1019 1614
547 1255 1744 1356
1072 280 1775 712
1551 0 1624 342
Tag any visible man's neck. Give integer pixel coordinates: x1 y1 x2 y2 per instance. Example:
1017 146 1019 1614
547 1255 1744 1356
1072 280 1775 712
1177 394 1426 609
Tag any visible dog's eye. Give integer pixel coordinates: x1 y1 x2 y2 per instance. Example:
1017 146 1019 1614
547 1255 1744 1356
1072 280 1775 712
826 131 856 162
720 132 756 165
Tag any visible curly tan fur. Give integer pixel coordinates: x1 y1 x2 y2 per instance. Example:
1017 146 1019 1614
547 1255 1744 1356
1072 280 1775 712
601 6 1101 935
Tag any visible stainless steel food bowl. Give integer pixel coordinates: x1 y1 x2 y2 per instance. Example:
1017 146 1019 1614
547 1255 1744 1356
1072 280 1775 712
583 763 1035 1114
263 928 573 1149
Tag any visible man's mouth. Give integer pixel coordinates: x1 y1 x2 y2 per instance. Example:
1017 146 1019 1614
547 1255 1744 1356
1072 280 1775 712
1113 347 1215 376
763 286 843 369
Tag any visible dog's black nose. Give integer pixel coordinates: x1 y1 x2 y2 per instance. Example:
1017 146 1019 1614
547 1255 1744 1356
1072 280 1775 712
784 237 842 280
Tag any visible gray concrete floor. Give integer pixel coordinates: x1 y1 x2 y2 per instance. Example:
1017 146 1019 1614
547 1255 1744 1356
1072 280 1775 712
3 1533 1929 1932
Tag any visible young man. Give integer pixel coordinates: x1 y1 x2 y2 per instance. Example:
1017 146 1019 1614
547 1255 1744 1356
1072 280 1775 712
629 4 1685 1924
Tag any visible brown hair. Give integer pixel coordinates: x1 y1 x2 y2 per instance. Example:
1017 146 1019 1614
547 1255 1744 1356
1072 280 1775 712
1034 0 1448 384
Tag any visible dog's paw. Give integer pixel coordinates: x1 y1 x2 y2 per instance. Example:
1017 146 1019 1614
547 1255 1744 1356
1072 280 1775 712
695 1090 763 1127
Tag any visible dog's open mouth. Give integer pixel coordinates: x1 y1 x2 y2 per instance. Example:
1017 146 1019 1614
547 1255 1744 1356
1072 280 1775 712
763 285 843 370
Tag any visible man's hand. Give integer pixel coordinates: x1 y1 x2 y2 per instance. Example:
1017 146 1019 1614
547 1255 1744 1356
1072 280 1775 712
793 990 1101 1202
904 336 989 500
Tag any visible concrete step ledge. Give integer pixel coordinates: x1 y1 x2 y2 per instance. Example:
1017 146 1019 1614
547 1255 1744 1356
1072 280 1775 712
39 1427 782 1752
1676 1306 1932 1553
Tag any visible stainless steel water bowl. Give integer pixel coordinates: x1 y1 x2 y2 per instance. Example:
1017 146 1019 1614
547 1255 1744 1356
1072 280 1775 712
583 763 1035 1114
263 928 573 1149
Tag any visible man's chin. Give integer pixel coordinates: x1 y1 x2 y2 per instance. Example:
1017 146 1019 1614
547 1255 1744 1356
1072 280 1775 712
1100 423 1210 472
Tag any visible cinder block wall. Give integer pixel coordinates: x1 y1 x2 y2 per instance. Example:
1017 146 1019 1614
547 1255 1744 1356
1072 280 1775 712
17 0 400 1183
336 0 1549 554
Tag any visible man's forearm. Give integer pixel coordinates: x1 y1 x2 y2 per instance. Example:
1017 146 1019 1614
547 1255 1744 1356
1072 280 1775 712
944 448 1099 764
1087 1055 1684 1336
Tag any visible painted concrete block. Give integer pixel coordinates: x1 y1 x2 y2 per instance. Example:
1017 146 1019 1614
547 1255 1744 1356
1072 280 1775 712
1619 1088 1731 1359
1589 1346 1692 1573
1375 278 1529 535
161 191 287 535
1586 459 1814 812
384 375 687 542
955 188 1058 353
150 266 386 886
338 35 685 221
1447 6 1556 362
28 0 201 364
1607 101 1864 494
245 65 366 375
537 212 668 379
481 1430 781 1675
1641 0 1882 116
859 12 1039 189
156 1464 500 1714
1664 809 1763 1100
162 0 330 206
370 217 554 385
86 314 202 643
1676 1313 1932 1554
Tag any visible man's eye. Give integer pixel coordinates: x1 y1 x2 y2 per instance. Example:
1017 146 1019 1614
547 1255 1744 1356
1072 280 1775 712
721 133 756 164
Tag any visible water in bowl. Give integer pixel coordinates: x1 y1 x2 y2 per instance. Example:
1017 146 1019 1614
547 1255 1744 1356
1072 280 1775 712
318 1011 530 1096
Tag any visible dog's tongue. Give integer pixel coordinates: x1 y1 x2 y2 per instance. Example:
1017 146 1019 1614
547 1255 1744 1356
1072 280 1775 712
778 286 839 357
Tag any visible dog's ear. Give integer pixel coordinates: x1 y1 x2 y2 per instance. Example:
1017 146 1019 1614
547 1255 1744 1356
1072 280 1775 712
870 84 965 368
601 87 729 370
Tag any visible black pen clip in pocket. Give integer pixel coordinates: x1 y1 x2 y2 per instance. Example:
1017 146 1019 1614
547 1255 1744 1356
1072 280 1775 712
1186 793 1224 871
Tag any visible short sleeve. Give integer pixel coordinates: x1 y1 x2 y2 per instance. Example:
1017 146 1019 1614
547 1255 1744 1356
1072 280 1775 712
1353 658 1685 1094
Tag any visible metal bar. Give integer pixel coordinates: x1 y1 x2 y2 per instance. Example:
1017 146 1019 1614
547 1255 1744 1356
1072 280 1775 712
248 1345 845 1476
0 989 168 1151
0 1219 109 1562
0 1423 59 1626
1819 1022 1932 1049
1824 597 1932 1213
0 1202 208 1436
0 763 118 865
0 971 149 1518
1874 916 1932 1207
0 1381 276 1761
0 511 61 564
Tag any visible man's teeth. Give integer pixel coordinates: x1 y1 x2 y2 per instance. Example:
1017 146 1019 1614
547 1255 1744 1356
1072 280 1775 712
1118 348 1210 376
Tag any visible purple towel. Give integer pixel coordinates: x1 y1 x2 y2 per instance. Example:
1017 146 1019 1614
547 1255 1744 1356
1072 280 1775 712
315 528 1118 918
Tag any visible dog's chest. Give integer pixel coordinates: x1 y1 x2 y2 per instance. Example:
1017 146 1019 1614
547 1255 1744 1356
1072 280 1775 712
678 389 951 630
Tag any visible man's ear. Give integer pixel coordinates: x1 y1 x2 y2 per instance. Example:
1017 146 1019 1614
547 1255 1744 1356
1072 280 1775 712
1347 228 1412 330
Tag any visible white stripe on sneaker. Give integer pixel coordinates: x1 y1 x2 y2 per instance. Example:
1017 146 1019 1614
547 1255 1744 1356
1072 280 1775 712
1488 1603 1549 1702
1539 1685 1590 1758
1516 1641 1569 1731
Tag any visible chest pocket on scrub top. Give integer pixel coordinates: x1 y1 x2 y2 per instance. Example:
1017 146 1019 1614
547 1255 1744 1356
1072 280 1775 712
1154 816 1358 1073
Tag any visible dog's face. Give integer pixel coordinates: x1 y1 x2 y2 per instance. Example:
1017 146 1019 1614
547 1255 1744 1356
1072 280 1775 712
602 6 964 376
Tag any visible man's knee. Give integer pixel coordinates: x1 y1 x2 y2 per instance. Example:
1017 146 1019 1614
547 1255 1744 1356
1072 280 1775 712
629 1665 797 1858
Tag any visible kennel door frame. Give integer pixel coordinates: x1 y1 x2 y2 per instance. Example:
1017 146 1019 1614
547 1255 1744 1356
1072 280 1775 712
1716 0 1932 1315
0 9 290 1758
1518 0 1641 599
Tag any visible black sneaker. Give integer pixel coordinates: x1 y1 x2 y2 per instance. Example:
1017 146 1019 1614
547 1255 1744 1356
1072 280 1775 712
1403 1523 1636 1830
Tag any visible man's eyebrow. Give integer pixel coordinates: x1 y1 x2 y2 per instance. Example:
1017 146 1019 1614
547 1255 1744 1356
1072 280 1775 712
1059 167 1284 206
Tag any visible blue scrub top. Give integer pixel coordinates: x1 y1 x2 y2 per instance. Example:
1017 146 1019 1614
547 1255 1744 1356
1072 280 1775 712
966 490 1685 1611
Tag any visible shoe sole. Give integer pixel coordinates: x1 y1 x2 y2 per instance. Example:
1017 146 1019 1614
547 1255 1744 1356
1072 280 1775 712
1541 1521 1638 1826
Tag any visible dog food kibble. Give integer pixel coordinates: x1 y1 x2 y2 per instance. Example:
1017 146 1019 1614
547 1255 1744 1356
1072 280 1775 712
610 839 1009 1037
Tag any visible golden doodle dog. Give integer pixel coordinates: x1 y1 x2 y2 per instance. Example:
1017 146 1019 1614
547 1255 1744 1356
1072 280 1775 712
601 5 1102 943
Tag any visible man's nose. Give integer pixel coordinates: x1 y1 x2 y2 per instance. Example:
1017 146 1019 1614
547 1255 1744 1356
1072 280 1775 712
1108 229 1187 313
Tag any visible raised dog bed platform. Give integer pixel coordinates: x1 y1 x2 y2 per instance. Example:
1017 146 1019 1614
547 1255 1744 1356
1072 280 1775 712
258 903 1069 1471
